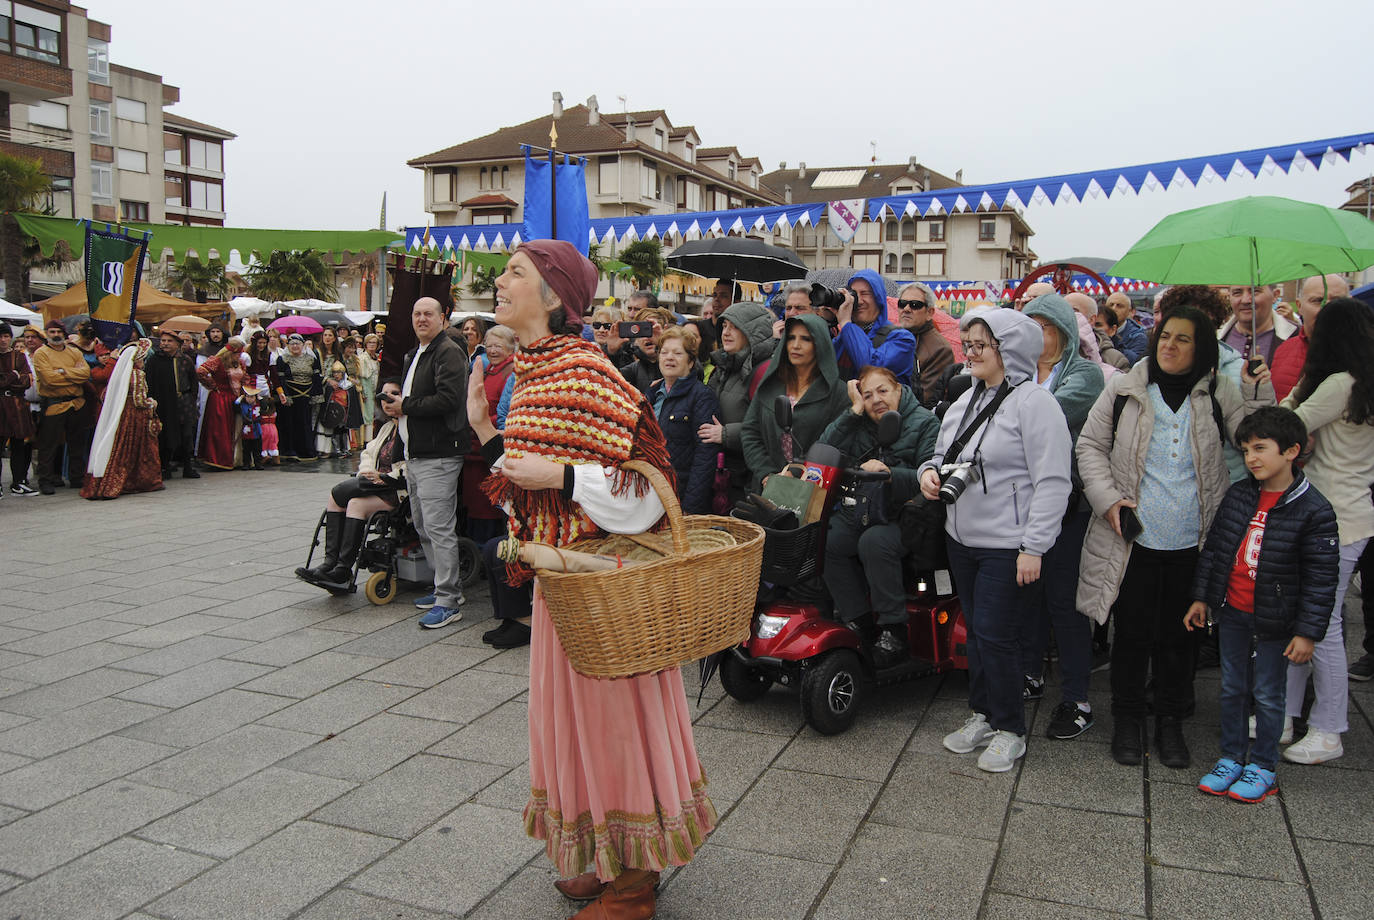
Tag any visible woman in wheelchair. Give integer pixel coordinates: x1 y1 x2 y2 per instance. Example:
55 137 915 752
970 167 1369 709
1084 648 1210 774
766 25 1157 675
818 366 939 666
296 380 407 589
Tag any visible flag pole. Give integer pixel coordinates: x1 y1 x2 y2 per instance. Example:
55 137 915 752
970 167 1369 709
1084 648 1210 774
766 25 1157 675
549 122 559 243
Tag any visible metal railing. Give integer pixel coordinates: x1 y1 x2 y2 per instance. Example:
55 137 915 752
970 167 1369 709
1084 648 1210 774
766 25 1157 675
0 124 74 152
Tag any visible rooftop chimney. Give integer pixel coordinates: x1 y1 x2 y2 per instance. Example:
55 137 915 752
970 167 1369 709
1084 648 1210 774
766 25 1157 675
779 161 787 171
587 95 599 125
907 156 918 174
784 184 793 205
955 169 964 184
797 161 806 179
625 115 635 143
552 91 563 119
921 168 930 190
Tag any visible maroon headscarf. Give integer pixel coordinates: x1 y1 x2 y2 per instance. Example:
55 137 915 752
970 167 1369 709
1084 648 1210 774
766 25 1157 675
516 240 595 330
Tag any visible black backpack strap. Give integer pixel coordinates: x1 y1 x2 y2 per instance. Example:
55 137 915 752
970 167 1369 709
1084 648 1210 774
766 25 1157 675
1209 375 1227 445
1109 393 1129 449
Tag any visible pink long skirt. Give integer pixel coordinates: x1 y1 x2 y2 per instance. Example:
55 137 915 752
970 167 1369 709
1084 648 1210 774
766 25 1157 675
524 585 717 881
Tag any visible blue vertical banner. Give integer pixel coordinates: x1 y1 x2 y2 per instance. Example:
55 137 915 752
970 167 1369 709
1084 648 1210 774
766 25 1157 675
83 222 151 350
521 147 590 255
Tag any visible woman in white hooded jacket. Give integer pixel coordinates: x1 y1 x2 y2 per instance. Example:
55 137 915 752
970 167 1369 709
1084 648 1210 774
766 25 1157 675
918 307 1072 774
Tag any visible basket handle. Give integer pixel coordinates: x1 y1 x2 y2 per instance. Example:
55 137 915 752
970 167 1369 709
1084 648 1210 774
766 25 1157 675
621 459 689 555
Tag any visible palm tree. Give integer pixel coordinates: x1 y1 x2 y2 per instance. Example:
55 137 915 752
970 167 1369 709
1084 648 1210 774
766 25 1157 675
0 152 53 303
468 264 499 307
169 255 229 303
618 239 666 290
246 249 339 302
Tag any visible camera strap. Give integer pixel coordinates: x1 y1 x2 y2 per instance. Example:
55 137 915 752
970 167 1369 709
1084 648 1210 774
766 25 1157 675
946 381 1015 463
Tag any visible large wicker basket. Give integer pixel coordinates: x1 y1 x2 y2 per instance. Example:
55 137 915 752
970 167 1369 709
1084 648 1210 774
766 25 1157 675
534 460 765 679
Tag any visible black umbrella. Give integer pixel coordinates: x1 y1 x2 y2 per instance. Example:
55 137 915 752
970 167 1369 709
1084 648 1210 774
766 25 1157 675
667 237 809 284
308 311 359 329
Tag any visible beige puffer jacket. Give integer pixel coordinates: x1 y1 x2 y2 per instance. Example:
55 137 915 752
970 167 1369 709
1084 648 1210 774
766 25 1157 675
1075 361 1274 624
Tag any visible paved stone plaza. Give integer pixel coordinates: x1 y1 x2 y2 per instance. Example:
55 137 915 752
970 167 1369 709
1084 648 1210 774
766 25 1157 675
0 462 1370 919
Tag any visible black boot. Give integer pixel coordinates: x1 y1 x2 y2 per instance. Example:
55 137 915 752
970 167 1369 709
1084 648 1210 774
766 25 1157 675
1154 716 1191 769
1111 715 1145 766
317 517 365 587
182 463 200 479
871 627 908 669
297 511 343 580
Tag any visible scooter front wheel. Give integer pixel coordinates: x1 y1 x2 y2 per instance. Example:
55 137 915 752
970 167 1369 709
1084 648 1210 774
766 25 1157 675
801 650 865 735
720 652 773 702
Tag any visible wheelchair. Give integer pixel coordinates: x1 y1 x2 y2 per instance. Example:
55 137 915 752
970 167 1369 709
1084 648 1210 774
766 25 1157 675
302 497 483 605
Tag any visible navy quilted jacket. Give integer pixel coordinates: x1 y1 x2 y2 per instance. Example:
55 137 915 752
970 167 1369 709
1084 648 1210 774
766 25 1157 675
1192 472 1341 641
651 372 721 515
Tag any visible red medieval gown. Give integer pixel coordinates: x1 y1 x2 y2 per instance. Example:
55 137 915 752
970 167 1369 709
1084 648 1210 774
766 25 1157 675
82 352 163 499
196 354 244 470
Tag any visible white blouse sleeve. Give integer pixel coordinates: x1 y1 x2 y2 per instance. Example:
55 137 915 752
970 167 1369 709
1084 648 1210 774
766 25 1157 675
572 463 666 533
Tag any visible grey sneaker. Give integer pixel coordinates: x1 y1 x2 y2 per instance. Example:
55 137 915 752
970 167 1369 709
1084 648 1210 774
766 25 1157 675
977 731 1027 773
943 712 994 754
1349 654 1374 682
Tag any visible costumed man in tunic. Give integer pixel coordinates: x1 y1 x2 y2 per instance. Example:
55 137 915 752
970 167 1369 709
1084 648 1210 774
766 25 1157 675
82 338 163 499
271 333 322 461
465 240 714 920
144 329 199 478
32 320 92 494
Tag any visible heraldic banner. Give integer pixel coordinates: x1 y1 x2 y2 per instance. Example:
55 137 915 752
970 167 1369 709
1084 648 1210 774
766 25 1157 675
84 222 151 350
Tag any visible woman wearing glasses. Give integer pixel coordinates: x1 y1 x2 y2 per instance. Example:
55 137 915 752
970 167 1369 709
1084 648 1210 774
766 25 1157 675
589 305 635 371
917 308 1072 774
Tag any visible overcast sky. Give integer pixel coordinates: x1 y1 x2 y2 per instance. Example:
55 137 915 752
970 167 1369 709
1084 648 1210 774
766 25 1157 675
92 0 1371 268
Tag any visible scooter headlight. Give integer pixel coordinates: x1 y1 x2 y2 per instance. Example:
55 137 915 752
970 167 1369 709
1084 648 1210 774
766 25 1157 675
756 614 789 639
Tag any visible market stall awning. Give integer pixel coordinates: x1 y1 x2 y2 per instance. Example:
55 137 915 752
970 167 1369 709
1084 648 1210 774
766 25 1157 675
38 282 231 324
14 213 402 263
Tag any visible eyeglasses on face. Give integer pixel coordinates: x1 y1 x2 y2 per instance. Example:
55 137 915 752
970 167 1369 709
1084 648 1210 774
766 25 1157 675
897 300 929 311
591 322 613 330
960 340 996 356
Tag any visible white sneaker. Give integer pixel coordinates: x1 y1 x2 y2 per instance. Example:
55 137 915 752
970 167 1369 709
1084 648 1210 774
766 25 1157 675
977 731 1027 773
1283 729 1343 764
1248 715 1294 744
943 712 994 754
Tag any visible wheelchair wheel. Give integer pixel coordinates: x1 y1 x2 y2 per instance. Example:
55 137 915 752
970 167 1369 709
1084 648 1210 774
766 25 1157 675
458 537 482 588
364 570 398 605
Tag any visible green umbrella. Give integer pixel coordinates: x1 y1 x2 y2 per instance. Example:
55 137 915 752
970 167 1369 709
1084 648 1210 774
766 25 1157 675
1110 195 1374 285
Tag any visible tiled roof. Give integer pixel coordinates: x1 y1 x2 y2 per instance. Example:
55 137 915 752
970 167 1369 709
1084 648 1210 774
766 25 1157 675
759 162 960 203
163 111 236 140
459 193 519 208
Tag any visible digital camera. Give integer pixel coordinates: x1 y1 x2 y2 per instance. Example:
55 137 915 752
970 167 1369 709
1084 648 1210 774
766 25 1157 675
937 461 980 504
808 283 853 311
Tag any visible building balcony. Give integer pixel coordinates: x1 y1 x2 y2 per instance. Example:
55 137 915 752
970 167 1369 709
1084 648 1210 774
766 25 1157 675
0 52 71 103
0 127 74 177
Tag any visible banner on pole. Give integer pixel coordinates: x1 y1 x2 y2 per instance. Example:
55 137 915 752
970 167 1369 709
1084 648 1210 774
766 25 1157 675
826 199 865 243
521 147 590 255
83 222 150 349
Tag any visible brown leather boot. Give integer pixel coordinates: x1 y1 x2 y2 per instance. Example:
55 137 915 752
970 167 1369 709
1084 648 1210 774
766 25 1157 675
569 869 658 920
554 872 607 901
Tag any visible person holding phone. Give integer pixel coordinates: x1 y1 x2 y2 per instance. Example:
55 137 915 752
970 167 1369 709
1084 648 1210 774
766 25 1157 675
1076 304 1274 770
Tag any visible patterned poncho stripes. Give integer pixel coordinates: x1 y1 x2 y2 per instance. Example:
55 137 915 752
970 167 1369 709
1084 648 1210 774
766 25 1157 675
483 334 675 584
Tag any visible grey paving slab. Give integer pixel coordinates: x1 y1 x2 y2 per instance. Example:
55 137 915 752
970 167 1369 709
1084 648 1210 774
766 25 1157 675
0 779 193 878
102 613 245 650
146 820 395 920
813 823 996 920
471 764 533 812
662 843 830 920
350 803 543 916
0 619 139 657
187 592 299 621
0 665 154 717
278 712 458 782
139 766 357 858
1150 865 1313 920
1277 763 1374 845
1 602 135 632
981 894 1140 920
118 688 291 748
107 635 258 676
113 658 274 708
991 801 1146 916
0 837 214 920
0 750 27 773
0 734 178 811
293 889 452 920
0 650 37 672
1148 780 1301 880
462 865 580 920
358 642 497 688
127 723 319 796
709 767 879 861
869 750 1015 840
0 640 144 685
208 607 342 642
1298 836 1374 920
386 667 527 724
311 753 507 839
0 625 38 645
257 677 418 735
694 688 806 736
1014 732 1145 817
425 699 528 767
236 650 389 698
773 693 920 782
219 626 357 667
0 697 165 758
327 618 455 659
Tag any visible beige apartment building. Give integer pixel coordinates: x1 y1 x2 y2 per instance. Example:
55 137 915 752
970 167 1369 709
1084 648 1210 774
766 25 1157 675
1 1 232 230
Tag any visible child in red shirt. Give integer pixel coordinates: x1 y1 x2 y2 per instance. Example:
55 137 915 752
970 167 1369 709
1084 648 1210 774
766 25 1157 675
1185 407 1339 803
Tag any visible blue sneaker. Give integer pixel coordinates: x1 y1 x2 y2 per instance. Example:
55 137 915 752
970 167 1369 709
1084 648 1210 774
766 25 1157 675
1227 763 1277 803
414 592 437 610
418 605 462 629
1197 757 1244 796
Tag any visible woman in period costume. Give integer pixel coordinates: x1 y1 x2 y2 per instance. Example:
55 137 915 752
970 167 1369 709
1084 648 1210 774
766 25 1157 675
272 333 323 461
358 333 381 440
195 337 246 470
244 330 273 395
465 240 714 920
0 325 37 493
340 337 366 448
82 339 164 499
